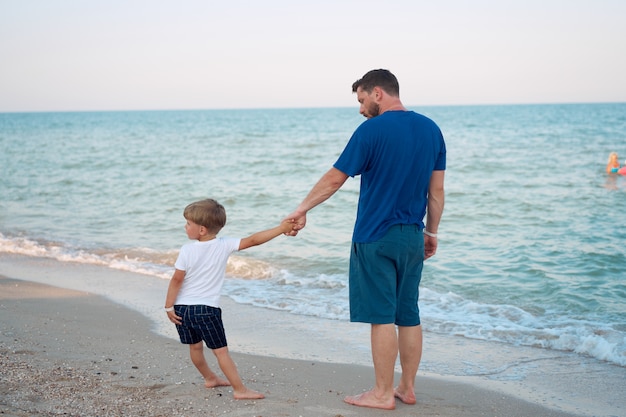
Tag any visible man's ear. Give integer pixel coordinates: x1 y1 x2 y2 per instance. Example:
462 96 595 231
373 86 383 102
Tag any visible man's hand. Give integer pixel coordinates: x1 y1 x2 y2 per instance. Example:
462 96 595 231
283 210 307 236
424 235 438 260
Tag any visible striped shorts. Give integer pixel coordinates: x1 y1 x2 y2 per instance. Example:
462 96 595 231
174 305 228 349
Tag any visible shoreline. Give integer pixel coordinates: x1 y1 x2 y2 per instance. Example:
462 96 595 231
1 253 623 416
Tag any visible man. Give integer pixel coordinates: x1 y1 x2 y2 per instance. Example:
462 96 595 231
286 69 446 410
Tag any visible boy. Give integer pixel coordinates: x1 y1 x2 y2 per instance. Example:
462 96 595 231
164 198 294 399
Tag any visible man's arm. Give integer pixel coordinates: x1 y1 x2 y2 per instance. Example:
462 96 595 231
286 167 349 233
424 170 445 260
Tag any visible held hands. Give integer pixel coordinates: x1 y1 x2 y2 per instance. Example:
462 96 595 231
282 210 307 236
280 218 298 235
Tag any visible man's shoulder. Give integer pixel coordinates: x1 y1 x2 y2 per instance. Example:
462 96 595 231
360 111 438 131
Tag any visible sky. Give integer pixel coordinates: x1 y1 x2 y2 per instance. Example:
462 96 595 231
1 0 625 112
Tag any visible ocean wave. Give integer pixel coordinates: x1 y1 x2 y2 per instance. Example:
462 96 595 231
0 233 276 281
2 232 624 367
420 288 626 367
224 281 626 367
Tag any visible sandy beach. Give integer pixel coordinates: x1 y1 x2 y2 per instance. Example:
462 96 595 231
1 255 623 416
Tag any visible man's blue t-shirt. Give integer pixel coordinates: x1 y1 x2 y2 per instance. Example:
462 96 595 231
334 110 446 243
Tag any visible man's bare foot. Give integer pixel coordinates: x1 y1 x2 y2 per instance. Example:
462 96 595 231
344 389 395 410
394 387 417 405
204 376 231 388
233 388 265 400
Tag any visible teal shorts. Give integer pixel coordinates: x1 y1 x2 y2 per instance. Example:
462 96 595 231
349 224 424 326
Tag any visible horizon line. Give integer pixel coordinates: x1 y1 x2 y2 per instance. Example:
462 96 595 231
1 100 625 115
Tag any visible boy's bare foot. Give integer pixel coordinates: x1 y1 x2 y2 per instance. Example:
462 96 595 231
233 388 265 400
344 389 395 410
204 376 231 388
394 387 417 404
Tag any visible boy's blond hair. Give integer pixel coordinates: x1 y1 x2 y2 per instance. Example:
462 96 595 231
183 199 226 234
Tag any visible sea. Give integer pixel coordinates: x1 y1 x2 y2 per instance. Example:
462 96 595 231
1 103 625 370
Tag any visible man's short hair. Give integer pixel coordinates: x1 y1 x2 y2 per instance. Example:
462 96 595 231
352 69 400 96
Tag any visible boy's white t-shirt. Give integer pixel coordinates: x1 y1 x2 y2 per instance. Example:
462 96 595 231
174 237 241 308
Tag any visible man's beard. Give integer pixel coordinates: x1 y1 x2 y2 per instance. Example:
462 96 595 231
365 102 380 119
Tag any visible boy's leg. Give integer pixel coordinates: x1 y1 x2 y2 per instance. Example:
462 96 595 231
188 341 230 388
212 346 265 399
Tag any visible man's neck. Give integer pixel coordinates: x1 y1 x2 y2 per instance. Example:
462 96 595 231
380 98 407 114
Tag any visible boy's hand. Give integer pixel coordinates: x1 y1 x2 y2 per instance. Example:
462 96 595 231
283 210 306 236
281 218 297 235
166 309 182 325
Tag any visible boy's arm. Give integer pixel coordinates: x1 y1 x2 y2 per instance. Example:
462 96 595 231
164 269 185 325
239 220 294 251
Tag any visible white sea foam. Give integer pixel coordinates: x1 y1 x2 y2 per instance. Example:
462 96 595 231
3 232 624 367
